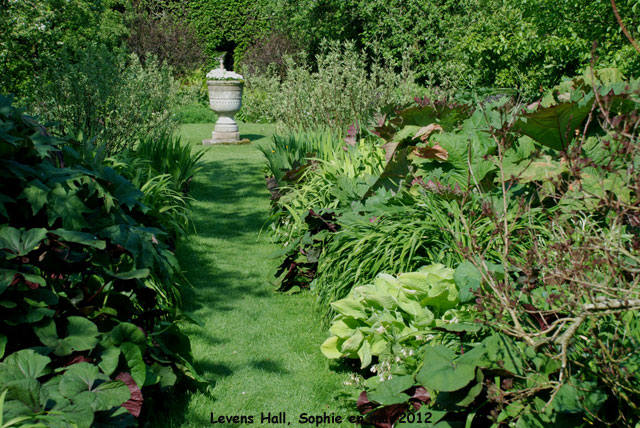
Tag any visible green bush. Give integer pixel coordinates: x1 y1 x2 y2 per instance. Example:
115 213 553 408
174 103 217 124
185 0 270 68
321 264 462 369
29 45 178 155
0 95 202 426
242 41 422 131
0 0 129 98
264 0 640 99
313 72 640 426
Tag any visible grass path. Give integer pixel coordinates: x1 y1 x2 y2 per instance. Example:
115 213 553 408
155 124 350 428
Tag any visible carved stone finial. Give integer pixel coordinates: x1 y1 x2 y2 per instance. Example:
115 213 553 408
218 54 225 71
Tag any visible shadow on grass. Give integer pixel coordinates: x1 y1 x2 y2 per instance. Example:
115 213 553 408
250 358 290 374
240 133 267 141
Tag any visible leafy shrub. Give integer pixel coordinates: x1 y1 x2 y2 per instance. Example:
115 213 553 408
29 45 178 154
317 71 640 427
240 30 301 78
184 0 271 68
128 8 206 76
263 133 386 291
266 0 640 99
0 0 128 98
0 95 201 426
242 40 421 131
132 134 205 194
321 264 461 369
174 103 217 124
258 131 344 186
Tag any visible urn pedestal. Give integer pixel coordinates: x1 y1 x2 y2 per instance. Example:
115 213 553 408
203 80 244 145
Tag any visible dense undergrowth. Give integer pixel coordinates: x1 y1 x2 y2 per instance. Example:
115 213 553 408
262 69 640 427
0 95 204 427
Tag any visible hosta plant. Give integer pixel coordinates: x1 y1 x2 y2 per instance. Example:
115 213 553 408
321 264 466 369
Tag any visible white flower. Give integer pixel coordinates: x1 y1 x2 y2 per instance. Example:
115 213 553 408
206 69 243 80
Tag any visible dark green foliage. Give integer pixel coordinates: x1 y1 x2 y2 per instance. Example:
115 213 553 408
29 45 178 155
309 74 640 426
258 0 640 99
132 133 206 194
128 7 206 76
0 0 129 98
185 0 270 67
0 95 202 426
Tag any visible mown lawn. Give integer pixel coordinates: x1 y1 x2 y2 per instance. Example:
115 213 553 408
147 123 352 427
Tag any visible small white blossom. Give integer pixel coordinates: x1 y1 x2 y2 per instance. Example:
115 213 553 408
206 69 243 80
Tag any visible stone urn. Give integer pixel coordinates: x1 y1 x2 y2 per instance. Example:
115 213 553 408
203 63 245 145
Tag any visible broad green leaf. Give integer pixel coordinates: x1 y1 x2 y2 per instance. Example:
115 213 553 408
35 317 99 357
0 227 47 258
397 272 429 290
150 363 177 389
98 347 120 376
51 229 106 250
65 317 99 352
357 340 372 368
120 343 146 387
47 185 90 230
453 262 482 303
104 268 150 280
58 363 129 412
320 336 342 359
501 155 567 184
514 102 593 151
0 269 14 295
330 299 367 319
91 380 131 411
416 346 477 392
396 292 423 318
340 329 364 355
2 378 40 408
100 167 143 210
370 335 388 355
417 263 454 280
58 363 105 397
553 379 607 414
367 375 414 405
111 322 146 346
483 334 523 375
0 349 50 381
329 320 355 338
395 125 423 142
0 334 6 359
20 179 49 215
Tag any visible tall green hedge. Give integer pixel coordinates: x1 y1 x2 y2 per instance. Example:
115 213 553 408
185 0 270 69
265 0 640 98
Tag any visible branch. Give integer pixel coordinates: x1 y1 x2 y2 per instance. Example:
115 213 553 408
611 0 640 54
